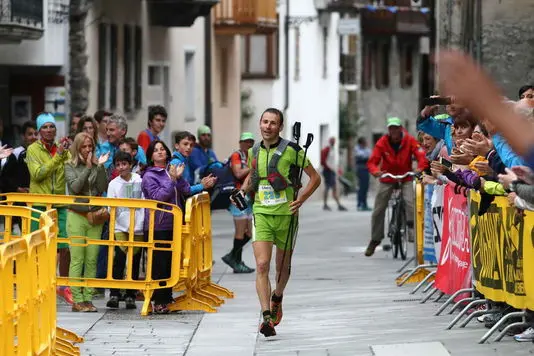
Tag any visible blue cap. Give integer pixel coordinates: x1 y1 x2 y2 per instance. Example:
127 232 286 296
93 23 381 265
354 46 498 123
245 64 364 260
36 113 56 131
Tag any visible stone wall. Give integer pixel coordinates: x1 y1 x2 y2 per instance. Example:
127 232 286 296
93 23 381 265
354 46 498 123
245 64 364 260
359 37 421 142
437 0 534 99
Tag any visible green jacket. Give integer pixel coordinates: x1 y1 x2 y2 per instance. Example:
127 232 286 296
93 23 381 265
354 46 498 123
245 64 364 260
65 162 108 213
26 140 71 196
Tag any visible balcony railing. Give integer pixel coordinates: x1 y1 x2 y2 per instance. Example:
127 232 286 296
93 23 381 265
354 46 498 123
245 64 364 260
0 0 44 42
214 0 278 35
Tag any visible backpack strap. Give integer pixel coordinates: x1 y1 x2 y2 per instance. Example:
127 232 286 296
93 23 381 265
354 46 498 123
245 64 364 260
266 138 290 174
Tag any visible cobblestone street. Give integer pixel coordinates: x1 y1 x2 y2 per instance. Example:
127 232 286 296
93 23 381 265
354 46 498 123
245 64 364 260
58 196 534 355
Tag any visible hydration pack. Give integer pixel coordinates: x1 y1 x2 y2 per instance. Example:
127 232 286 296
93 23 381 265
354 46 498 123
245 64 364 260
250 138 301 194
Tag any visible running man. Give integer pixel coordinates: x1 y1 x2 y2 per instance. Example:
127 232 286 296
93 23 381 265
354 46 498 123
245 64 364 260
221 132 256 273
238 108 321 337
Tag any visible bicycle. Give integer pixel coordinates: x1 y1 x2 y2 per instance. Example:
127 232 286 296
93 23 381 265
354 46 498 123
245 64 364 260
380 172 416 261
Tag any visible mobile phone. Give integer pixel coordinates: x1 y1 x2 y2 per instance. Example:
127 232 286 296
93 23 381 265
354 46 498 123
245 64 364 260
439 157 453 169
423 97 452 106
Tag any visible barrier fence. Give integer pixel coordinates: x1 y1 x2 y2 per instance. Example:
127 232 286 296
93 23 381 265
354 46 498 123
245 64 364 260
398 179 534 343
0 192 233 318
0 205 82 355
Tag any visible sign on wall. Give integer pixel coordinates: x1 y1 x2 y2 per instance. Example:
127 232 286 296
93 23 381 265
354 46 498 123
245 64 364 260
44 87 67 136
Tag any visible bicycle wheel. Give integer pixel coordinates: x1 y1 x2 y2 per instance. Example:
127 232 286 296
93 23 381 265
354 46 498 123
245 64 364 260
394 200 408 260
389 203 398 257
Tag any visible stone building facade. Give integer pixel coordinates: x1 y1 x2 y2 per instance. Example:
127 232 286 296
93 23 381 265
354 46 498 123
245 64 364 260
437 0 534 99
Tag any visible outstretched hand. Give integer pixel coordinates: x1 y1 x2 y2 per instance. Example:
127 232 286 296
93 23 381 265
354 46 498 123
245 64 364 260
0 145 13 159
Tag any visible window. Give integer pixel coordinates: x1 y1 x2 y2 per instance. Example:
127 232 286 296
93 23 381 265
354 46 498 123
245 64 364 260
399 42 414 88
220 47 228 106
134 26 142 109
148 66 162 86
109 24 118 109
97 23 107 109
184 51 195 119
123 25 132 112
375 41 390 90
241 33 278 79
361 40 373 91
322 27 328 79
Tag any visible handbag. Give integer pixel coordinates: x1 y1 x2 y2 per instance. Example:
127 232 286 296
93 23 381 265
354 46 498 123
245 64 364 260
87 207 110 225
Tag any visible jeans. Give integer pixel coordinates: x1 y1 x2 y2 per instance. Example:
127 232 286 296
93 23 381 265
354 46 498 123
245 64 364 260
356 166 370 208
151 230 174 305
96 221 109 281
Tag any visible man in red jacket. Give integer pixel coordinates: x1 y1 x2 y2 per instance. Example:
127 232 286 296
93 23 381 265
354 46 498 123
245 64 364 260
365 117 428 257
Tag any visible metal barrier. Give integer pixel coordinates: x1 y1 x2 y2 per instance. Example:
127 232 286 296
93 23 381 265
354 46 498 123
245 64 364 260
170 192 234 312
396 181 436 286
0 193 182 316
0 205 82 355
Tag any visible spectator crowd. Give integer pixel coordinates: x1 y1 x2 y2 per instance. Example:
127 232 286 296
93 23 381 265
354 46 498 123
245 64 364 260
0 105 260 315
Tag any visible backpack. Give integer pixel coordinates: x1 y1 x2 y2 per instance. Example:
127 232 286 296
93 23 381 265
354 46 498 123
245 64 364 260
201 151 245 210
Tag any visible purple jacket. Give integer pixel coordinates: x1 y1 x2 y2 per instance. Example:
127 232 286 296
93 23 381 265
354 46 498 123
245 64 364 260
141 166 190 231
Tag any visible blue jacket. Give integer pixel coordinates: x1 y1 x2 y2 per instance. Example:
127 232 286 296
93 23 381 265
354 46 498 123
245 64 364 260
189 145 219 178
97 141 147 169
416 116 454 155
169 151 204 195
491 134 526 168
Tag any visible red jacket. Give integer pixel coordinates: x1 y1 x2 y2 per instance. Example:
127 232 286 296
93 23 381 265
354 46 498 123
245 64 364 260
367 131 428 184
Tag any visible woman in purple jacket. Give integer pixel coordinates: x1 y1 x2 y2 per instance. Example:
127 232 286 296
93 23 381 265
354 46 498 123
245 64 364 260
141 140 189 314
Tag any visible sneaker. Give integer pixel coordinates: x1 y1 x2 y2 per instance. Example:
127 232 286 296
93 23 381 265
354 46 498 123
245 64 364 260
84 301 98 313
365 240 380 257
484 313 504 328
125 297 137 310
271 293 283 326
106 296 120 309
259 320 276 337
71 302 89 312
478 313 496 323
153 304 170 314
514 327 534 342
323 205 331 211
233 261 255 274
467 303 487 315
222 252 238 270
338 205 347 211
57 287 74 305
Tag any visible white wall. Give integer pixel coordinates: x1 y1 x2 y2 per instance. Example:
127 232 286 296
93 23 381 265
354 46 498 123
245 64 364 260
0 0 68 66
85 0 205 146
244 2 340 168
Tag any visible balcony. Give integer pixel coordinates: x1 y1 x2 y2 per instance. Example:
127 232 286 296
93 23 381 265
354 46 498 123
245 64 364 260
147 0 219 27
0 0 44 43
213 0 278 35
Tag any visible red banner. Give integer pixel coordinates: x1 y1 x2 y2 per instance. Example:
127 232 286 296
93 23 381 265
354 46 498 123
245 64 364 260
435 184 472 296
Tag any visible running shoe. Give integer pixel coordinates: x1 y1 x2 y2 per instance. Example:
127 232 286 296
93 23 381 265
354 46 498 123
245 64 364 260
259 320 276 337
271 293 283 326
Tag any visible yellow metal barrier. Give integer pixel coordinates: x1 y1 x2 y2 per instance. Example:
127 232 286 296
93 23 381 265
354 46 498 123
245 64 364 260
1 193 182 316
170 192 234 313
0 205 82 355
396 181 433 285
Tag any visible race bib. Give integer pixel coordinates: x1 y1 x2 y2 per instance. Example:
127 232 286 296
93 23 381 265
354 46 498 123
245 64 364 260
258 184 287 206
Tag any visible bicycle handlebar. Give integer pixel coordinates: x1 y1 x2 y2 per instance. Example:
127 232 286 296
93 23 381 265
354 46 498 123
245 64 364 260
380 172 417 180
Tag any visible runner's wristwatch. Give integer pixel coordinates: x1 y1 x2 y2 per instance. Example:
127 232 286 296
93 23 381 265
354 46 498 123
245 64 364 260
508 180 521 193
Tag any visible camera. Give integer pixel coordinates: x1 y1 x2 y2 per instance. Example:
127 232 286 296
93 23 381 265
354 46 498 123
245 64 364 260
423 97 452 106
231 189 248 211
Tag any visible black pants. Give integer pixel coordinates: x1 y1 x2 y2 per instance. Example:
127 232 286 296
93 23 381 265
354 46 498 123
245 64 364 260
110 247 141 298
151 230 174 305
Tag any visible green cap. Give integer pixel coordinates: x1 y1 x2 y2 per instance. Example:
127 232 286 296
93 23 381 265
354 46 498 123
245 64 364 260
239 132 255 142
387 117 402 127
197 125 212 136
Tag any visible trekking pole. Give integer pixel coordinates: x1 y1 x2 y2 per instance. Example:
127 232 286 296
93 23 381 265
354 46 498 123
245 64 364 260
278 131 314 283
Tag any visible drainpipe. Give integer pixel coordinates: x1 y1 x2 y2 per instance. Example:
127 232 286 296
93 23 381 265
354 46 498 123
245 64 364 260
204 12 213 128
283 0 290 114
